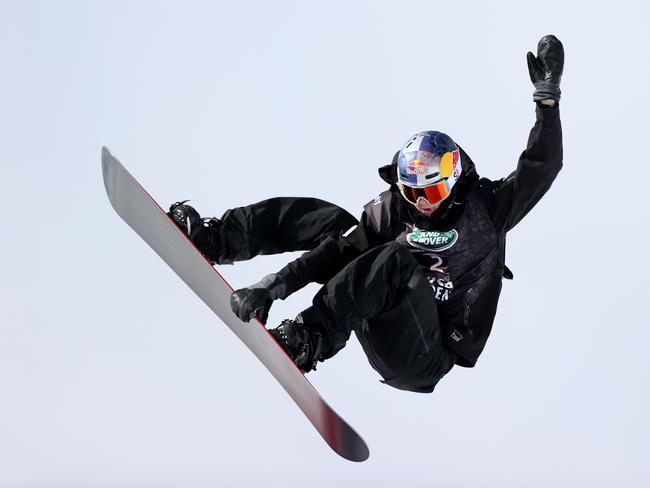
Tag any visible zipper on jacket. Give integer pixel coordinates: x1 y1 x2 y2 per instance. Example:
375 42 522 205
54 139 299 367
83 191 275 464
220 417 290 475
404 295 431 354
463 287 474 328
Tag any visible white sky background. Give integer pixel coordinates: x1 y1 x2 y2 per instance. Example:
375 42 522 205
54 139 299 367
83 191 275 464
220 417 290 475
1 0 649 486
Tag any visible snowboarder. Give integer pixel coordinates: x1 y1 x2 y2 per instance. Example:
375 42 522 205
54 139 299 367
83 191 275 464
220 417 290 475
169 35 564 393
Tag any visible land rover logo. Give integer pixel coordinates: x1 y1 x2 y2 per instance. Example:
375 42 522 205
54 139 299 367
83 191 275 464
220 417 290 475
406 227 459 252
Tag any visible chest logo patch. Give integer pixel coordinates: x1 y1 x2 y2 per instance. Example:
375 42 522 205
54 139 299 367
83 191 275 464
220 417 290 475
406 227 459 252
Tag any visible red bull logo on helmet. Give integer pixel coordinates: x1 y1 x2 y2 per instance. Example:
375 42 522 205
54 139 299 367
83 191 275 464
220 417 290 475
406 160 427 175
452 149 461 179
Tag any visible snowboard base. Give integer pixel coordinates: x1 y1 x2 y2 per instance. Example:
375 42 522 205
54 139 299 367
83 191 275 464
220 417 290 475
101 147 369 462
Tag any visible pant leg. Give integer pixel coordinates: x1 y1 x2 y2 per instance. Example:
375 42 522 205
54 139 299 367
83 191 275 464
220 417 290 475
358 271 458 393
301 241 457 393
217 197 358 264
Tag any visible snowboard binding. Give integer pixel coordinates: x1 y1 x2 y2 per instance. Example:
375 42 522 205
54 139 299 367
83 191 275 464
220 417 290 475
168 201 222 264
269 318 323 373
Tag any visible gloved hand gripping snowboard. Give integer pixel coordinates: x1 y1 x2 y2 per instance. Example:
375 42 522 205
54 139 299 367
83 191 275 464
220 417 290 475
230 273 288 324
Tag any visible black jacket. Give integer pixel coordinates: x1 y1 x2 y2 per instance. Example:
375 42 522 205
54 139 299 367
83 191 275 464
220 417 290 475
277 103 563 366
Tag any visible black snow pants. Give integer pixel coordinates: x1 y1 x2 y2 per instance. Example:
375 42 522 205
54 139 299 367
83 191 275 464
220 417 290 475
216 197 358 264
217 197 457 393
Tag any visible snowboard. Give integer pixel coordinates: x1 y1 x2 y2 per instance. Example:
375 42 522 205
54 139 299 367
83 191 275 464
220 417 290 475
101 147 369 462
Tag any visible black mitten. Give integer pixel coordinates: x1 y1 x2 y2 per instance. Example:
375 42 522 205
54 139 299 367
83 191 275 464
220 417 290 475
527 35 564 102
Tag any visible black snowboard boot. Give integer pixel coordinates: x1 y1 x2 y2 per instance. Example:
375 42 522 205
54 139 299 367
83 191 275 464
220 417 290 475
269 318 323 373
168 201 222 264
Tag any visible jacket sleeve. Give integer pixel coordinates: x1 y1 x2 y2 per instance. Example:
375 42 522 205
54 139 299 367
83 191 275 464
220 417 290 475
275 211 385 296
488 103 563 232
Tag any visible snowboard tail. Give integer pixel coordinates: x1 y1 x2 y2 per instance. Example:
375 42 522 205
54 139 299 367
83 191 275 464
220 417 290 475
101 147 369 462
